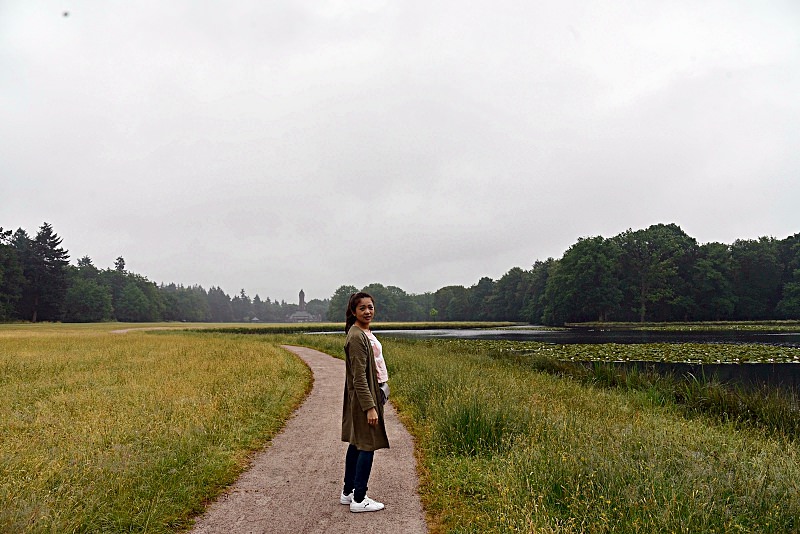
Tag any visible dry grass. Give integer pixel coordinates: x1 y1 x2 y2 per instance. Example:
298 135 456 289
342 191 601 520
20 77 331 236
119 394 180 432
0 324 310 533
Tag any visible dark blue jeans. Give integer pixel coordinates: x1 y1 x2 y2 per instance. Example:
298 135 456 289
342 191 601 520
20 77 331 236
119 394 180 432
343 444 374 503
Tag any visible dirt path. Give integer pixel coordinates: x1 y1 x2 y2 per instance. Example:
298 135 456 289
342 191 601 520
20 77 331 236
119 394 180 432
109 327 184 334
189 345 428 534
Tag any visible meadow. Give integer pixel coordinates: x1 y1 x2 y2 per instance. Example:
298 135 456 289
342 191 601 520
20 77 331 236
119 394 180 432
0 323 310 533
294 334 800 533
195 320 516 335
3 323 800 533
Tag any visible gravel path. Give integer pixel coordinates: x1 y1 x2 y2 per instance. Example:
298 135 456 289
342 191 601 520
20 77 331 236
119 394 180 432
189 345 428 534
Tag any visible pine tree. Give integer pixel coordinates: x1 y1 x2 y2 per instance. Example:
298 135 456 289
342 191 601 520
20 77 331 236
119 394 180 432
15 223 70 322
0 227 24 320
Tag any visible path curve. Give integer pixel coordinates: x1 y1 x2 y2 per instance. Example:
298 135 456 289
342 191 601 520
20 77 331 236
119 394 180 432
190 345 428 534
109 327 184 334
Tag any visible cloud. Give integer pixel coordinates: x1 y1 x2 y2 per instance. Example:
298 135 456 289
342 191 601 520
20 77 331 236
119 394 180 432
2 0 798 302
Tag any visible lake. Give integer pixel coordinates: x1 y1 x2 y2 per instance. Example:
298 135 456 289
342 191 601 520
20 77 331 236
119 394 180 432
370 326 800 391
373 326 800 347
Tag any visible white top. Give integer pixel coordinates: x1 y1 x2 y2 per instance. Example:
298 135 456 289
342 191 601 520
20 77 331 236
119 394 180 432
365 331 389 383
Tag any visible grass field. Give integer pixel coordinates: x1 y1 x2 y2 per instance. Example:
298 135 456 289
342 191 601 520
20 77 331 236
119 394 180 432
292 335 800 533
198 320 518 335
4 323 800 533
0 323 310 533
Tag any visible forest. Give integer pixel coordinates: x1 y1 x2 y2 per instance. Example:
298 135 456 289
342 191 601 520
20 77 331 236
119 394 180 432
1 222 798 325
0 223 326 323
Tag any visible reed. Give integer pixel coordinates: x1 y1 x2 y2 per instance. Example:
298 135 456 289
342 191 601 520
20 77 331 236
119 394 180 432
515 352 800 439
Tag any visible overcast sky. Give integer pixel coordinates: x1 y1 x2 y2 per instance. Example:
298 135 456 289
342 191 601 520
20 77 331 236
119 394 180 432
2 1 799 304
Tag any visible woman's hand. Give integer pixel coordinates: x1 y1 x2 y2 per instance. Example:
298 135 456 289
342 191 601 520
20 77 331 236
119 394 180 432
367 407 378 426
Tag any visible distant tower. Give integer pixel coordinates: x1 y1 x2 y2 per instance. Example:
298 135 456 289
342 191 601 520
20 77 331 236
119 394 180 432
288 289 313 322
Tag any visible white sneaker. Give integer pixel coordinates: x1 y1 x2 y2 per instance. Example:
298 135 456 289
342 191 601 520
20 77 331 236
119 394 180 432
350 496 385 513
340 491 353 505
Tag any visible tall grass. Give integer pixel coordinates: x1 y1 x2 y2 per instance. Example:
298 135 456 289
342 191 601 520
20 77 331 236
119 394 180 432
293 335 800 533
0 325 310 533
515 353 800 439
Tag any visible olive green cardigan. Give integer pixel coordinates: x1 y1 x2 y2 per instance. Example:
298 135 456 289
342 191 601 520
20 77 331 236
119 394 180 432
341 326 390 451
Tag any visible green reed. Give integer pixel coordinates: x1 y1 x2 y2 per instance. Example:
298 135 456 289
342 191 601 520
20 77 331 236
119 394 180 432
512 350 800 440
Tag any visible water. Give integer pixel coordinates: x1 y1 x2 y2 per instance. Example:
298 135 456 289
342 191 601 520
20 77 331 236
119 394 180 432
372 327 800 390
373 327 800 347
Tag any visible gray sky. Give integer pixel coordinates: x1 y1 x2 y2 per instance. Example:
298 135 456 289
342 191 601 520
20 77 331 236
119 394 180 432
2 1 799 304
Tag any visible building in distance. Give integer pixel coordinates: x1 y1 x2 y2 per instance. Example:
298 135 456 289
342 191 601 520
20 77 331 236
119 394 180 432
288 289 316 323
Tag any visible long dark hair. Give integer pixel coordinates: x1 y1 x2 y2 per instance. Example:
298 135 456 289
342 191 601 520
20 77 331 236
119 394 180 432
345 292 374 333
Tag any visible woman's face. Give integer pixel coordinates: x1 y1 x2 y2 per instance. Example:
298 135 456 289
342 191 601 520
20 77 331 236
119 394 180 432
353 298 375 327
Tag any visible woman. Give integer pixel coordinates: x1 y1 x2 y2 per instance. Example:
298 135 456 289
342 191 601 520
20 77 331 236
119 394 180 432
340 292 390 513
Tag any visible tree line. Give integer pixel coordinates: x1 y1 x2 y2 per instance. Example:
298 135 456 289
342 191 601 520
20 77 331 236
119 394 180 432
328 223 800 325
0 223 328 323
2 222 798 324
